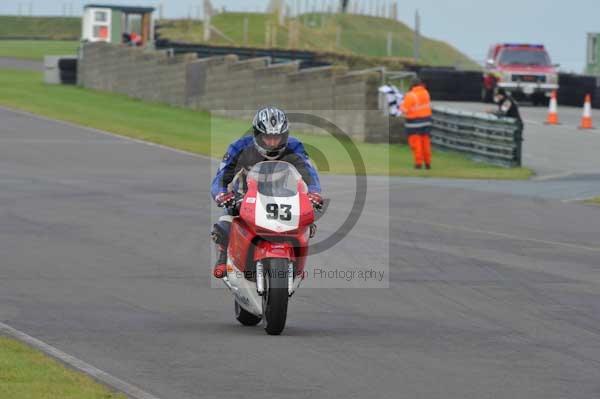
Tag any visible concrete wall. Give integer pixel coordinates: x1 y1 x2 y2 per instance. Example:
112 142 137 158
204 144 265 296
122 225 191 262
78 43 193 107
78 42 397 142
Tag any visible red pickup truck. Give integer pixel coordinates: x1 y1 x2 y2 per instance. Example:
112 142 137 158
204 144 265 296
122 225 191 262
482 43 559 105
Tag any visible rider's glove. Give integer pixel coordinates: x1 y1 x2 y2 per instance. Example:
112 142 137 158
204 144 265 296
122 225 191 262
308 192 323 210
215 191 236 208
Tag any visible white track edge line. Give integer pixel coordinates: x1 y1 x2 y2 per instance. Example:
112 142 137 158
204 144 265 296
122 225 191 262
0 321 161 399
393 216 600 253
561 195 599 203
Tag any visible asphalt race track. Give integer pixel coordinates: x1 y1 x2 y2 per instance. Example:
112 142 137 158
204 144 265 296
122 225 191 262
0 57 43 71
1 105 600 399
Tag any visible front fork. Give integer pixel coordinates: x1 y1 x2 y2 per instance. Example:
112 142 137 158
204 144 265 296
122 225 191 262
256 260 301 297
256 261 265 294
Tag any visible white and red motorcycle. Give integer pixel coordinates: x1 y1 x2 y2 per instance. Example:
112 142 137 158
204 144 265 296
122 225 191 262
221 161 318 335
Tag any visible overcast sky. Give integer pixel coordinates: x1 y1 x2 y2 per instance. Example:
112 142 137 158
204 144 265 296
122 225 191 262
1 0 597 72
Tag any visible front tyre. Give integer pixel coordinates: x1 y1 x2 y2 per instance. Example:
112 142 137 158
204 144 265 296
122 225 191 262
262 258 289 335
235 301 262 326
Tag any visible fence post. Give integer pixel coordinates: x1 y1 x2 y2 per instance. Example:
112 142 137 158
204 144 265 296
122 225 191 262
265 23 271 46
413 9 420 62
278 0 285 26
288 20 298 48
203 0 212 41
514 123 523 167
387 32 392 56
243 17 248 45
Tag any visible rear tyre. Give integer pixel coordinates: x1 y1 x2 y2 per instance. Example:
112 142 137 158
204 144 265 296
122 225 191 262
262 258 289 335
235 301 262 326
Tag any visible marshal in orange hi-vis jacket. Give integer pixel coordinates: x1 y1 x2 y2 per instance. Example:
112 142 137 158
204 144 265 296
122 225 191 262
400 79 433 169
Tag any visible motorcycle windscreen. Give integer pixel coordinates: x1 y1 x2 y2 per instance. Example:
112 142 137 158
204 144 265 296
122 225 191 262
248 161 306 233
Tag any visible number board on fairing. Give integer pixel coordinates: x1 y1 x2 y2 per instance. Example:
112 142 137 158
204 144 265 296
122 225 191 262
265 203 292 221
255 194 300 232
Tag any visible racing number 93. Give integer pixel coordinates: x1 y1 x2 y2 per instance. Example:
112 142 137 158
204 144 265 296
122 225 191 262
265 203 292 221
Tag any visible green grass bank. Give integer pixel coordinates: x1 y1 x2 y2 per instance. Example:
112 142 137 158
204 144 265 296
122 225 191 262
0 336 126 399
584 197 600 205
0 39 79 60
0 68 530 179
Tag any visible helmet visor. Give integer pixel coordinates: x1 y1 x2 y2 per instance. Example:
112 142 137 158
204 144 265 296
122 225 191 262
255 131 288 152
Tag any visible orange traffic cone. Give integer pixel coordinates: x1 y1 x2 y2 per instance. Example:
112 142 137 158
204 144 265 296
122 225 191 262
545 90 559 125
579 94 593 129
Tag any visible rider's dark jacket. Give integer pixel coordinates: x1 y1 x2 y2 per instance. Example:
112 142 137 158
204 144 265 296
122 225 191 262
495 95 522 123
211 136 321 199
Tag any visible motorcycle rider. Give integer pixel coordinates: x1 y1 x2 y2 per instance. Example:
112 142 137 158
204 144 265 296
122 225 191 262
493 88 522 124
210 106 323 278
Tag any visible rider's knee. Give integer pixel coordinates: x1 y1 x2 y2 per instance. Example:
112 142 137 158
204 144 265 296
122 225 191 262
211 221 230 246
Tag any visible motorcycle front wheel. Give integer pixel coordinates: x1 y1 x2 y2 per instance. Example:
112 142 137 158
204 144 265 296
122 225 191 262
262 258 289 335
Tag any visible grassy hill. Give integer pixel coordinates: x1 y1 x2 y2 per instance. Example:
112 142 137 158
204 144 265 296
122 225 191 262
157 12 478 69
0 13 477 68
0 16 80 40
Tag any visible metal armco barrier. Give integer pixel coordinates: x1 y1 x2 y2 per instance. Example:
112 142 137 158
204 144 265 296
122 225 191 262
431 106 523 167
154 39 330 69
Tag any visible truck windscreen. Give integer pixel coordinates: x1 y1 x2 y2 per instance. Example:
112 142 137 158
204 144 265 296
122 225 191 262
499 50 550 66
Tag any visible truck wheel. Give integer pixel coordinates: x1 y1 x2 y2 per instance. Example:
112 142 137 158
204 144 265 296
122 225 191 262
481 87 493 103
534 94 549 107
235 301 262 326
262 258 289 335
